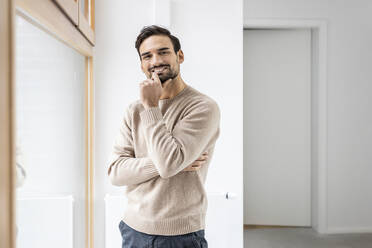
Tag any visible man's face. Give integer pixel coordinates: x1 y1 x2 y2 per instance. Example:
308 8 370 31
139 35 184 84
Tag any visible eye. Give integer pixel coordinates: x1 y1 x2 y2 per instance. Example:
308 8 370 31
159 51 169 55
142 55 151 60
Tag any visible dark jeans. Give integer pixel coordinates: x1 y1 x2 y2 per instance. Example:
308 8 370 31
118 220 208 248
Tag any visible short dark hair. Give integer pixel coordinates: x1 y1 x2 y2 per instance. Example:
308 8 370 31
135 25 181 59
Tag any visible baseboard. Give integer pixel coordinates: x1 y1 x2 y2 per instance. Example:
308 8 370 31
244 224 309 230
244 224 372 234
326 227 372 234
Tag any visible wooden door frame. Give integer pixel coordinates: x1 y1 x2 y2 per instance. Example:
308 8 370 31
0 1 95 248
0 0 15 248
243 18 328 234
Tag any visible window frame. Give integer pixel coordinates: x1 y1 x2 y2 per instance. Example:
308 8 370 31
0 0 95 247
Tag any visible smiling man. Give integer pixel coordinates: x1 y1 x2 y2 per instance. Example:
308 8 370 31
107 25 220 248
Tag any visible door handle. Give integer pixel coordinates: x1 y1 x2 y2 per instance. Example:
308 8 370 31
207 191 237 200
225 192 237 200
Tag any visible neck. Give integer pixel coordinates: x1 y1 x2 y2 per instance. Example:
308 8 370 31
160 74 187 100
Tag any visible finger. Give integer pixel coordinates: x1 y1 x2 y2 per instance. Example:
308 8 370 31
141 79 151 84
151 72 161 85
196 155 208 160
163 78 172 86
193 161 202 166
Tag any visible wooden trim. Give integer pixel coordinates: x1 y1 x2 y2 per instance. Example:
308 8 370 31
15 0 93 57
0 0 15 247
91 0 95 31
84 0 89 19
78 0 95 46
53 0 79 25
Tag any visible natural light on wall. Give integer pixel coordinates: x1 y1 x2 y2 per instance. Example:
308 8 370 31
14 15 86 248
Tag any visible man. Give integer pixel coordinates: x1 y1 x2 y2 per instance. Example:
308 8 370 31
107 25 220 248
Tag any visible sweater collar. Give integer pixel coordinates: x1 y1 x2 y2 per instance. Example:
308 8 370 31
159 85 190 105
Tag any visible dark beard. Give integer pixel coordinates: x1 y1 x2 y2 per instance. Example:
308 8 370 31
158 70 178 84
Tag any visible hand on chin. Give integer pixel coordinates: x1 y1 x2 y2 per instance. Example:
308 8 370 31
161 77 173 90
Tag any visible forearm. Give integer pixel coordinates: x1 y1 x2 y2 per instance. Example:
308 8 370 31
108 106 161 186
108 156 159 186
139 104 219 179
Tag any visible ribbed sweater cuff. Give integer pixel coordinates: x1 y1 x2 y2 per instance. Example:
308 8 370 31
143 158 160 177
139 106 163 125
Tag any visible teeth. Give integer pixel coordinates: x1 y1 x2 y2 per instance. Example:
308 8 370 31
152 66 167 73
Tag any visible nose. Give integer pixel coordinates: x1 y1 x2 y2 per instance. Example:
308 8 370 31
150 53 164 67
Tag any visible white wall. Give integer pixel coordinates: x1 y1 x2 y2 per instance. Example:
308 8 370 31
244 0 372 233
94 0 372 246
94 0 243 247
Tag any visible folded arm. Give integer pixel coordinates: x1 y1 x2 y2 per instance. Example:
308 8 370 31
108 108 160 186
139 100 220 179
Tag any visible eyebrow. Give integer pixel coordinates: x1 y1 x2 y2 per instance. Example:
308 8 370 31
140 47 171 57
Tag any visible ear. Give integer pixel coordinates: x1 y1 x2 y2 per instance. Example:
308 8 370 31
177 49 184 64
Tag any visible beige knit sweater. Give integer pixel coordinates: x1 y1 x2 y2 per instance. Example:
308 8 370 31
107 84 220 235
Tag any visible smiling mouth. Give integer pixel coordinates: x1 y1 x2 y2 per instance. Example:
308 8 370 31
151 65 169 74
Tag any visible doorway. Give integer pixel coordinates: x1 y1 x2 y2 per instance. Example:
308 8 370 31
243 21 328 234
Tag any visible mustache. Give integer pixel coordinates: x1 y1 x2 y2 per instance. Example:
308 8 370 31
149 64 170 73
